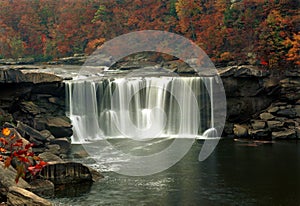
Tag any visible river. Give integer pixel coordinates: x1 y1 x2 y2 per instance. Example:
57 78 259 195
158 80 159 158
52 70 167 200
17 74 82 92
51 139 300 206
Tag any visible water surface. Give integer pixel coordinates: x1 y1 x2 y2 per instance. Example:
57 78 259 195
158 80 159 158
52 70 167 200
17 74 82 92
52 139 300 206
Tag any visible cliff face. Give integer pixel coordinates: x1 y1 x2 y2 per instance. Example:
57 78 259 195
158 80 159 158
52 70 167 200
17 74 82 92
220 66 300 139
0 65 299 140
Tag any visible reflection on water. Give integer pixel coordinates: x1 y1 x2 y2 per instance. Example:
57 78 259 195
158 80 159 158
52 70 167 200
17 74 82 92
51 139 300 206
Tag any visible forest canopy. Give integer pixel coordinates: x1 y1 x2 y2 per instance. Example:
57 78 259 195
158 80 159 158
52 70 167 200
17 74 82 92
0 0 298 68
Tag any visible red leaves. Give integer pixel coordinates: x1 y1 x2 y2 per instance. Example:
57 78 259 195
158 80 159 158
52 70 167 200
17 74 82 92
0 127 47 183
28 161 47 176
25 143 35 150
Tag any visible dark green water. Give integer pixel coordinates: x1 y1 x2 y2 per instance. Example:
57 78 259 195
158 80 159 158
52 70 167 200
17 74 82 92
52 139 300 206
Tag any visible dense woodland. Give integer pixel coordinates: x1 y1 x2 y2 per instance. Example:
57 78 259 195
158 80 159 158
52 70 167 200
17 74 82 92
0 0 299 68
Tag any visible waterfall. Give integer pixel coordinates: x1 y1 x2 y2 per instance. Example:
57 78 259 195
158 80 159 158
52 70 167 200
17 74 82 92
66 77 215 143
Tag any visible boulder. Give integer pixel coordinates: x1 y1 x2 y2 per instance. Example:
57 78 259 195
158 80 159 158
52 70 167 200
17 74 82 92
39 162 94 185
233 124 248 137
0 162 31 190
7 186 52 206
259 112 275 120
34 117 72 138
16 121 48 142
267 106 279 113
38 152 64 163
251 120 266 130
49 138 71 154
267 121 285 131
272 129 297 139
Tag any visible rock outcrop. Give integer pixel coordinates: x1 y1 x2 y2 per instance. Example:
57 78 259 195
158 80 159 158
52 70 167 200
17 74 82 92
220 66 299 139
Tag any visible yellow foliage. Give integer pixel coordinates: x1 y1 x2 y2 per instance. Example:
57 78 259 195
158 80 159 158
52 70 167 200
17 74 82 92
2 128 11 136
284 32 300 65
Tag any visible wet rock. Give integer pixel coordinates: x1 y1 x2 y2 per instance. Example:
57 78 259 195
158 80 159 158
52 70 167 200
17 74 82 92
29 179 54 197
272 129 297 139
233 124 248 137
259 112 275 120
39 162 94 185
251 120 266 130
7 186 52 206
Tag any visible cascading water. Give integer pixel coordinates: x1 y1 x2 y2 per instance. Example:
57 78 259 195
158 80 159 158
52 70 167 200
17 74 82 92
66 76 215 143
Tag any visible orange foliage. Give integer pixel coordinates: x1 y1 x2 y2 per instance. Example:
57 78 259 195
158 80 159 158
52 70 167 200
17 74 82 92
284 32 300 65
0 0 298 68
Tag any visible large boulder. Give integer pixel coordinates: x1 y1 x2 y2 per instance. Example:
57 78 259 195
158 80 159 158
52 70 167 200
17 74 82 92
39 162 101 185
272 129 297 139
7 186 52 206
0 162 31 191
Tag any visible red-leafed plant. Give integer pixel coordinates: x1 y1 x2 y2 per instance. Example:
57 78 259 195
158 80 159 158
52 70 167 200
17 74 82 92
0 127 47 183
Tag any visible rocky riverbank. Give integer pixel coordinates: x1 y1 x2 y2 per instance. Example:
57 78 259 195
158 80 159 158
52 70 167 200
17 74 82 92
0 67 103 205
220 66 300 140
